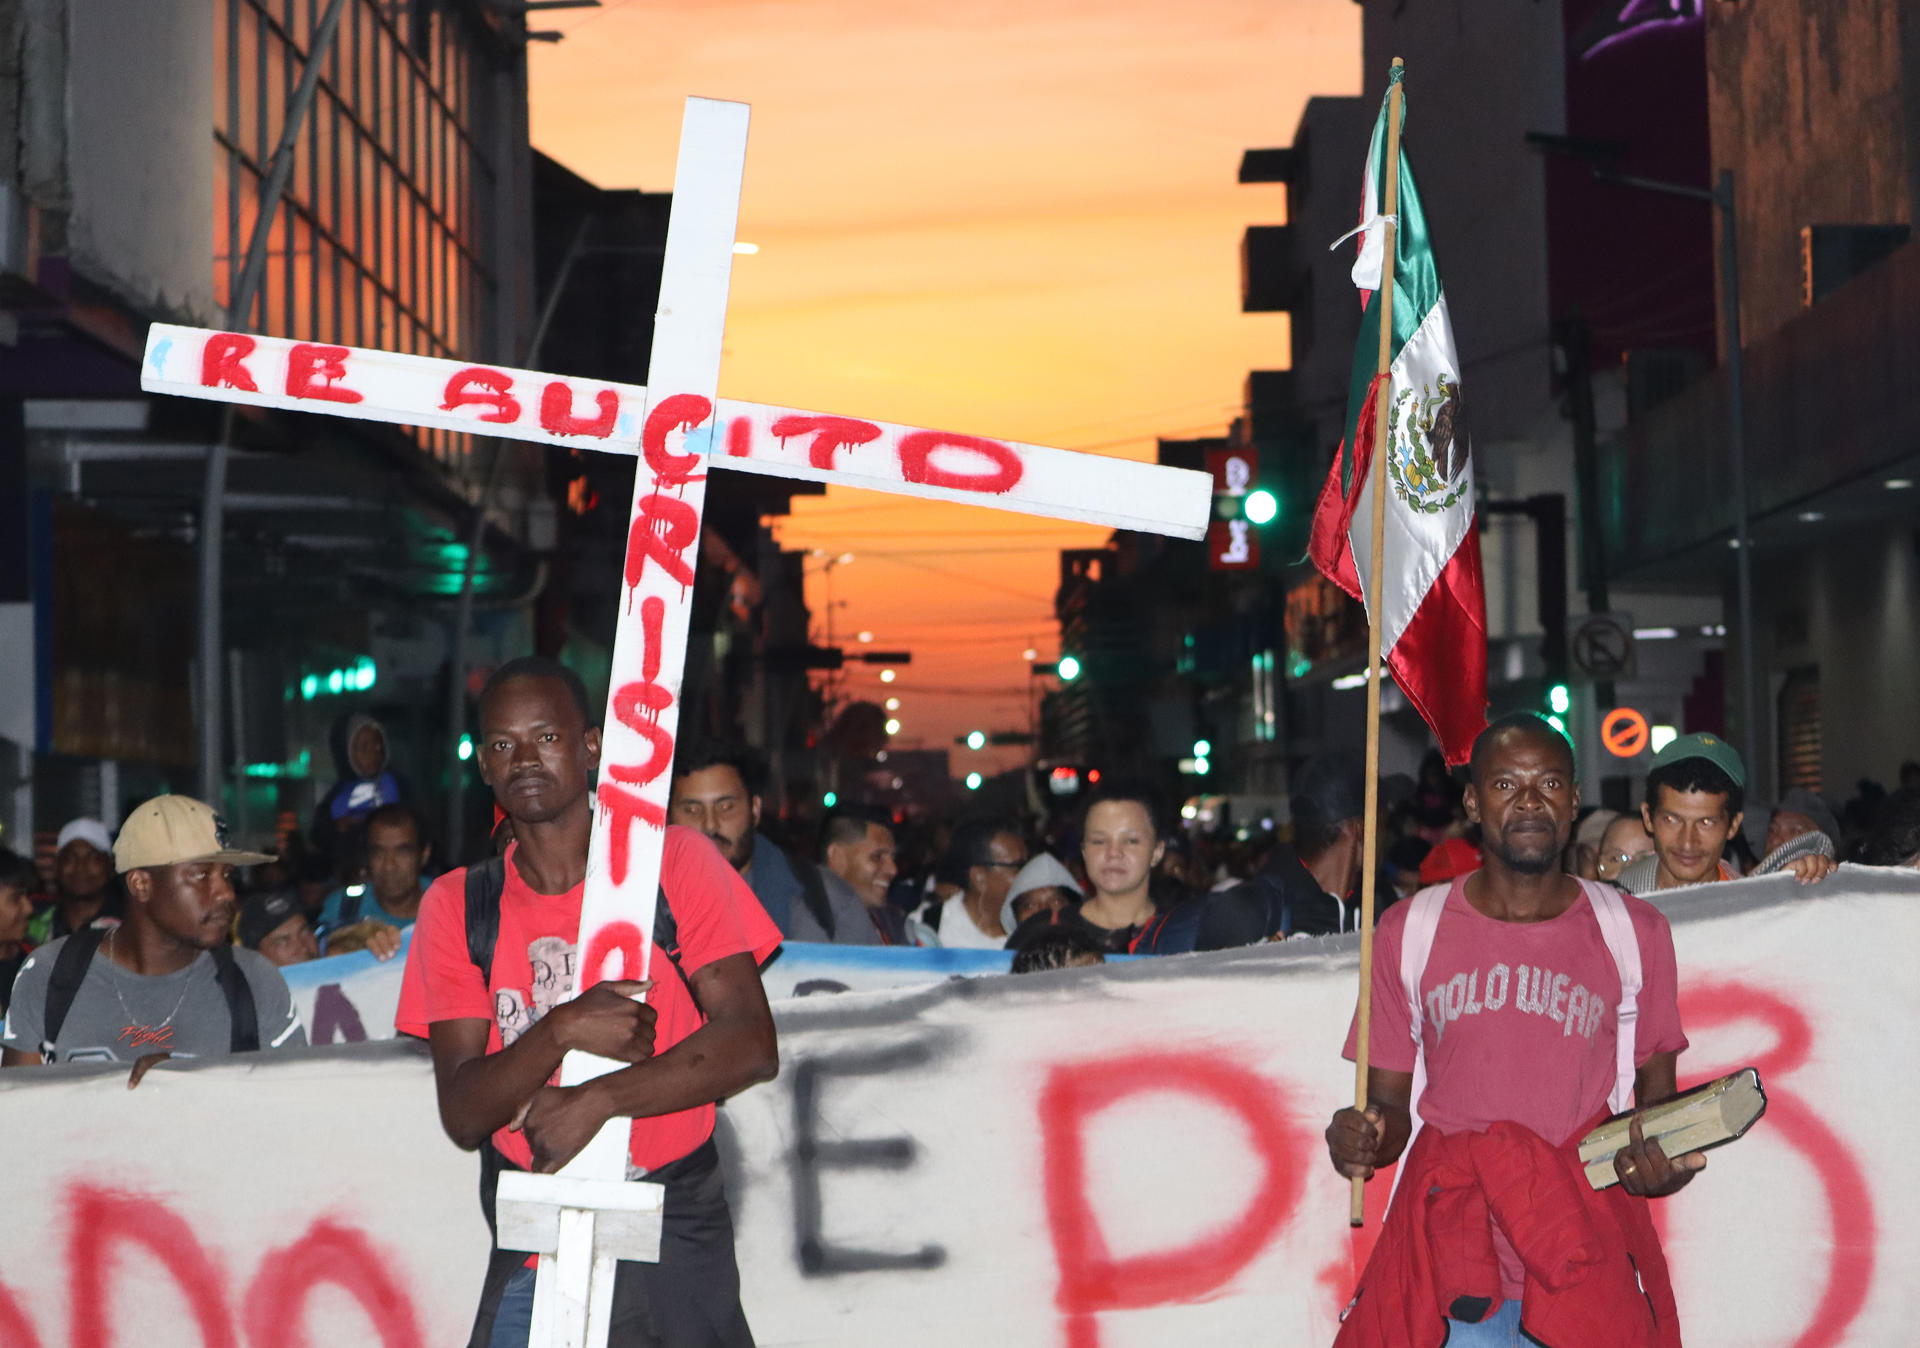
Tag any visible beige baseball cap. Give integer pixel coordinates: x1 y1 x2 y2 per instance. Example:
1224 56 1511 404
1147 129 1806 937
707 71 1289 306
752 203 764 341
113 795 276 873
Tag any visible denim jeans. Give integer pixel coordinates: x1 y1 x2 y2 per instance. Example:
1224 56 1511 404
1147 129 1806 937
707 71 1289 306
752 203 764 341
1444 1301 1544 1346
487 1265 536 1348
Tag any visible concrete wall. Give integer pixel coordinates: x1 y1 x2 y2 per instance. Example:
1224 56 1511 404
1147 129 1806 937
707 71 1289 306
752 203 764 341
1708 0 1915 350
64 0 214 320
1361 0 1566 458
1743 522 1920 799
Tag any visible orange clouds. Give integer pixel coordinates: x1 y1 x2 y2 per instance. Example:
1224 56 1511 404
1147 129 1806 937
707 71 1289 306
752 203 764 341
530 0 1359 764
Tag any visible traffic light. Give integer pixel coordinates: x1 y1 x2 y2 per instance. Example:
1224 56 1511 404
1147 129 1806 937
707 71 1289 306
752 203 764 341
965 772 983 791
1243 489 1278 525
1545 682 1572 739
1057 654 1082 682
965 730 986 751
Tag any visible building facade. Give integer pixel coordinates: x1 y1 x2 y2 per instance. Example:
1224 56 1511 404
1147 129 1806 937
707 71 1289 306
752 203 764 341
1603 0 1920 802
0 0 541 856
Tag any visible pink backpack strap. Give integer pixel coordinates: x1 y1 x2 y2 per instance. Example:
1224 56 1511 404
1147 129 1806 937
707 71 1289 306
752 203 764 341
1391 883 1451 1186
1580 879 1643 1113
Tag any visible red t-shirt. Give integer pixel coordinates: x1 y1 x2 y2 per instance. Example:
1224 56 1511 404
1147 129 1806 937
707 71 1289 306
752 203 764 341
1343 878 1687 1301
396 825 781 1172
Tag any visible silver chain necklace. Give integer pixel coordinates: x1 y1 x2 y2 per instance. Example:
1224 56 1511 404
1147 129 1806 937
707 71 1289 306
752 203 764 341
104 927 196 1043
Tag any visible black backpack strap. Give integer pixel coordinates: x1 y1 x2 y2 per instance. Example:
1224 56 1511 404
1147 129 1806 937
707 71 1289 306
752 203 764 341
795 856 837 940
464 857 508 981
208 943 260 1053
41 925 108 1057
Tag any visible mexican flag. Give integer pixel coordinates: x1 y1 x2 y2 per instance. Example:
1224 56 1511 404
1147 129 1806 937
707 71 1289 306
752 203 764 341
1308 71 1488 764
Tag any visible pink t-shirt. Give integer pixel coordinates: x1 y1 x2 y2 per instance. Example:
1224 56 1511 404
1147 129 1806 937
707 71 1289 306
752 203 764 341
1343 878 1688 1299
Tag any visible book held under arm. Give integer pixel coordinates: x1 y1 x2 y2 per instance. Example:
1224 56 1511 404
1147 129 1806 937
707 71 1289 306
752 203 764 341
1579 1069 1767 1191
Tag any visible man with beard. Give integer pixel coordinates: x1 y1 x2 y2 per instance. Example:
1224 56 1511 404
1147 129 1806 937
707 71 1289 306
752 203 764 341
1326 715 1695 1348
667 741 856 942
396 660 781 1347
2 796 304 1080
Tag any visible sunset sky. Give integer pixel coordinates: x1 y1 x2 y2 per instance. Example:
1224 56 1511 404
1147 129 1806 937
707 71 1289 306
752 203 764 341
529 0 1361 770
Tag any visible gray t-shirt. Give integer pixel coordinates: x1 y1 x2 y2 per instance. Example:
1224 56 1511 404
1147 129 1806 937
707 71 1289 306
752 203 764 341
1 935 306 1062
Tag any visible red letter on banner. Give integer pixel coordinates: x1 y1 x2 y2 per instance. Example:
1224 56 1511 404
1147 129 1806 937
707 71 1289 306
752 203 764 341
624 493 699 590
441 367 522 424
285 344 364 404
243 1220 424 1348
597 785 665 886
771 415 883 470
1040 1053 1304 1348
642 394 712 486
898 431 1023 495
68 1186 236 1348
201 333 259 392
540 382 620 438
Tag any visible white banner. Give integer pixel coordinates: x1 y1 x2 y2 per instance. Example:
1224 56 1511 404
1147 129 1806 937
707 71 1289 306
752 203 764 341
1 869 1912 1347
282 936 1017 1044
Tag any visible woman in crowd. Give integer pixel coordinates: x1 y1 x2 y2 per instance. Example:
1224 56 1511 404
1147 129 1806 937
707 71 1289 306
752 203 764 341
1072 781 1201 955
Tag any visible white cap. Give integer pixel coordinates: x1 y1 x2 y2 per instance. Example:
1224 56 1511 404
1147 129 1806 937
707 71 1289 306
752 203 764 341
57 818 113 855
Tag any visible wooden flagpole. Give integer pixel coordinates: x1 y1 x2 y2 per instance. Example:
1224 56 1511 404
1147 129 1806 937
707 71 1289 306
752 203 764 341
1351 55 1406 1228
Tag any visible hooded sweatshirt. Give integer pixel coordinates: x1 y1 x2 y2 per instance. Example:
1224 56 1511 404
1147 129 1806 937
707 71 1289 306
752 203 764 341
310 713 406 867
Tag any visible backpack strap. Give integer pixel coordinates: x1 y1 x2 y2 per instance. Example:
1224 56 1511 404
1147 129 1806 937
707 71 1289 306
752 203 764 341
208 943 260 1053
1393 882 1452 1176
41 924 108 1057
462 853 686 990
794 856 837 940
1581 879 1644 1113
464 856 508 982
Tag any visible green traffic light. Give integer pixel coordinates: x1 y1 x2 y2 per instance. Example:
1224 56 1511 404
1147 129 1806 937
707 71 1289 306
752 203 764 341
966 730 986 751
1057 655 1082 682
1548 683 1571 715
1243 489 1278 525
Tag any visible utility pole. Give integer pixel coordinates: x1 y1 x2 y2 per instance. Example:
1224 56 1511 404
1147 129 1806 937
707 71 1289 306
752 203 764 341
196 0 349 808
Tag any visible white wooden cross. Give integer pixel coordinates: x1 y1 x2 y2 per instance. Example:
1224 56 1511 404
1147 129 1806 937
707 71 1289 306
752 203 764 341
141 97 1210 1347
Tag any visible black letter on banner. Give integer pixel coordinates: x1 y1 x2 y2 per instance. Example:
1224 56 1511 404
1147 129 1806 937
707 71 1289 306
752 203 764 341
791 1040 948 1275
309 983 368 1044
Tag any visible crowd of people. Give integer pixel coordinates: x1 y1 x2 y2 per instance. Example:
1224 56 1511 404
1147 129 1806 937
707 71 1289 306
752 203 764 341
1 674 1918 1344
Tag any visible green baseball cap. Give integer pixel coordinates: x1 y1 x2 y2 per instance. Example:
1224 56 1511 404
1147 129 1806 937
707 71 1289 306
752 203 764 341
1650 732 1746 788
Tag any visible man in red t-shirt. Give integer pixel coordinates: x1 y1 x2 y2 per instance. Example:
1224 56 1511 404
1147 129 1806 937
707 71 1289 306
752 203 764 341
396 657 781 1348
1326 714 1702 1347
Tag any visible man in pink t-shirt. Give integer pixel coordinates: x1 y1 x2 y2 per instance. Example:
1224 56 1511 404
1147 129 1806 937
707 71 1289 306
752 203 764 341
1326 714 1703 1347
396 657 781 1348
